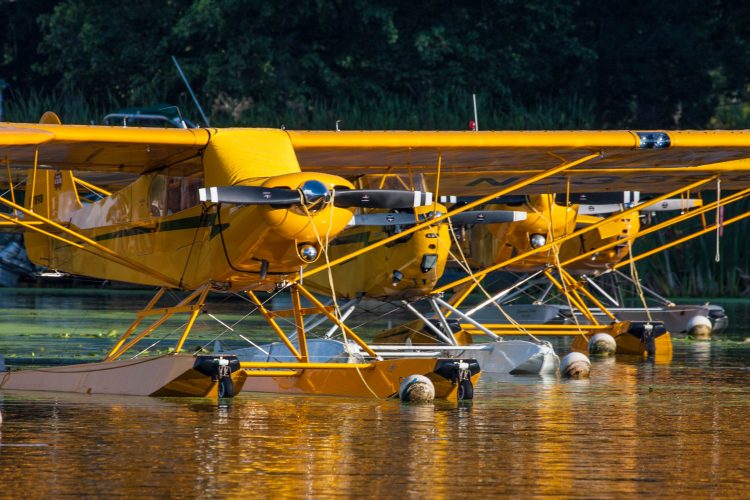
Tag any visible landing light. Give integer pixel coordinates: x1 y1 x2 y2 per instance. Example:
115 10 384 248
529 233 546 248
637 131 670 149
392 270 404 286
420 254 438 273
298 244 319 262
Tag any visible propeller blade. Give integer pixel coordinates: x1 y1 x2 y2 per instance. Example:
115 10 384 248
559 191 641 205
199 186 301 205
641 199 702 211
438 195 527 205
348 210 528 227
579 198 703 215
448 210 528 224
347 212 418 227
577 203 625 215
333 189 433 209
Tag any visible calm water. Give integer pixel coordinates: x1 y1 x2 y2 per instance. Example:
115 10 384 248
1 289 750 496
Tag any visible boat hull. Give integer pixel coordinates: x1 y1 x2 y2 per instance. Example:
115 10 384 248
466 340 559 375
0 354 246 397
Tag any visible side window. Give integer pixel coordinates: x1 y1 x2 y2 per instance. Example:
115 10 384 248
148 170 204 217
148 175 166 217
166 175 204 215
180 176 203 211
166 176 182 215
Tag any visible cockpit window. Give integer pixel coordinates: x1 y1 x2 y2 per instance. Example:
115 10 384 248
148 173 204 217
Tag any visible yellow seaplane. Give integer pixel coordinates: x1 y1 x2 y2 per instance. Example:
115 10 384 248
281 194 562 376
448 187 746 357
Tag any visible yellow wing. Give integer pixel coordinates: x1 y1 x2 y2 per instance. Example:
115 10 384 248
0 123 210 173
2 125 750 194
287 130 750 194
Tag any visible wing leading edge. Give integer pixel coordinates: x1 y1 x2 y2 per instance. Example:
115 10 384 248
288 130 750 194
2 126 750 194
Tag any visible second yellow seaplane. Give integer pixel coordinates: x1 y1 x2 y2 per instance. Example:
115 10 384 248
267 197 561 376
279 129 750 361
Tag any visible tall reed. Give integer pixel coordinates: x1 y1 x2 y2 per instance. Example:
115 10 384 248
3 89 596 130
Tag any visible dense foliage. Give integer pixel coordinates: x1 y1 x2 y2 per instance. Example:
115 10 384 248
3 0 750 129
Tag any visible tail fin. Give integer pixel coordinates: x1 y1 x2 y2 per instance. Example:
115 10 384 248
39 111 62 124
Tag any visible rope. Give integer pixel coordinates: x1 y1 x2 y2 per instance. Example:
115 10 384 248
626 237 653 323
178 206 207 288
716 178 722 262
528 196 587 339
303 196 384 399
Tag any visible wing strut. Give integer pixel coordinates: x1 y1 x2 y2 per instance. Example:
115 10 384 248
105 285 211 362
0 195 182 288
432 175 718 294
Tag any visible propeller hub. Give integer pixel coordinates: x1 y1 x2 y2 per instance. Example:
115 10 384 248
300 180 331 209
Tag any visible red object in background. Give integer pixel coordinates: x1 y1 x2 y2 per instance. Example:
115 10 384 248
468 120 476 131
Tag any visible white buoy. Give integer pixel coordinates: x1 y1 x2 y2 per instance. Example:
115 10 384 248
399 374 435 402
560 352 591 379
687 315 712 340
588 333 617 357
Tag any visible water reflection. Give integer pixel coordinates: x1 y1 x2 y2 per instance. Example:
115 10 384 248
1 291 750 495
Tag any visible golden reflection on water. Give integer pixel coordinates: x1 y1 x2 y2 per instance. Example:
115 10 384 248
1 340 750 496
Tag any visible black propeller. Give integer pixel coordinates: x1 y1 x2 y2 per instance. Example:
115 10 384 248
448 210 527 224
347 210 527 227
199 186 302 205
555 191 641 205
578 198 702 215
333 189 432 209
438 194 527 205
199 181 434 209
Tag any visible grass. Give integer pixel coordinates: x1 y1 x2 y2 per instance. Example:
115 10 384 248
634 199 750 297
4 89 596 130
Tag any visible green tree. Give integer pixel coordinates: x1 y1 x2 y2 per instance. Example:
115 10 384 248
578 0 721 128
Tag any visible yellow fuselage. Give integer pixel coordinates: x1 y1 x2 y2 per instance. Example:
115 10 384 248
468 195 637 273
23 129 356 290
